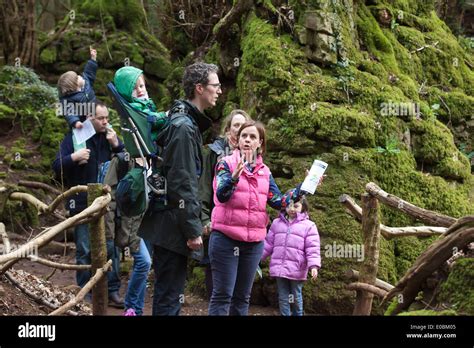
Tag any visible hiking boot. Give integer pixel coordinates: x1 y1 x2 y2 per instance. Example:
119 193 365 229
108 292 124 308
123 308 136 316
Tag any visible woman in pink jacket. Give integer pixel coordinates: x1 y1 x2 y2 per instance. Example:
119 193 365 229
261 196 321 316
208 120 304 316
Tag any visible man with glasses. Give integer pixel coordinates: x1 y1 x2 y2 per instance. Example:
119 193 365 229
53 100 125 308
139 62 222 315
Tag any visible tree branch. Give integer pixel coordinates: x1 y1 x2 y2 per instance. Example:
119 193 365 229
4 270 79 316
347 282 388 298
213 0 253 43
339 194 447 239
28 255 91 270
0 194 111 266
365 182 457 227
49 259 112 316
345 269 394 292
18 180 61 196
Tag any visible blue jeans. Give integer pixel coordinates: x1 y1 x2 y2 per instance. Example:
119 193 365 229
276 277 304 316
208 231 264 316
152 245 187 316
124 239 151 315
74 224 121 293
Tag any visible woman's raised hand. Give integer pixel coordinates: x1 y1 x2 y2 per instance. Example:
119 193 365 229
232 155 246 180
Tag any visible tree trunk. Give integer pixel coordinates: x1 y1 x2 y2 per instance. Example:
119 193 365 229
0 0 38 67
87 184 108 316
353 194 381 315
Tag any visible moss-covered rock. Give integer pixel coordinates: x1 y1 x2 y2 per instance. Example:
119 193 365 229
438 258 474 315
398 309 457 316
231 3 474 314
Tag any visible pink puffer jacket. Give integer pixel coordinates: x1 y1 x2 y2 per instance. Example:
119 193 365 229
261 212 321 281
211 149 270 242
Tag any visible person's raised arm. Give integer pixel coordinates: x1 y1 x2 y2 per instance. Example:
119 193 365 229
214 160 239 203
82 47 98 86
267 174 303 210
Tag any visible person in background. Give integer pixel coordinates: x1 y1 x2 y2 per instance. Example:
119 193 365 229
52 101 124 308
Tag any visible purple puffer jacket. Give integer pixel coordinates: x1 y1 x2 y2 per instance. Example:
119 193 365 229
261 212 321 281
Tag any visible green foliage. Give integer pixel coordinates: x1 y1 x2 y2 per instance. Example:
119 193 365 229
376 137 401 155
79 0 145 32
0 66 57 111
438 258 474 315
398 309 457 316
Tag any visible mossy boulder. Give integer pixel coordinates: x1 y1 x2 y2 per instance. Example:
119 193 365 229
438 258 474 315
232 4 474 314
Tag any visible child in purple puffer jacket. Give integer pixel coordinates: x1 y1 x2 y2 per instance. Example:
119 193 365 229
261 195 321 316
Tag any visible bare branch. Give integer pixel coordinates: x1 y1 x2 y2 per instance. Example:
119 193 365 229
345 269 394 292
49 260 112 316
0 194 111 265
0 222 11 253
4 271 78 316
365 182 457 227
28 255 91 270
347 282 388 298
18 180 61 196
339 194 446 239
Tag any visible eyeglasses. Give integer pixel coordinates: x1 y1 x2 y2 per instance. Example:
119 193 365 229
206 83 222 89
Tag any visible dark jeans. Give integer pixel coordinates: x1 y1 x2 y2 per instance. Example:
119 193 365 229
74 224 121 293
152 245 187 316
208 231 264 316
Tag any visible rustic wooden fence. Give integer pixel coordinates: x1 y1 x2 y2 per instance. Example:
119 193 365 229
0 182 112 315
340 182 474 315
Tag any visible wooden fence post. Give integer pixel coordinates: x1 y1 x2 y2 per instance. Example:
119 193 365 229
353 193 381 315
87 183 108 315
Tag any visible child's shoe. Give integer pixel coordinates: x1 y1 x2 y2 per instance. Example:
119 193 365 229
123 308 136 316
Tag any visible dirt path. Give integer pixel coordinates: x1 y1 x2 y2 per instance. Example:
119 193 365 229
8 251 279 316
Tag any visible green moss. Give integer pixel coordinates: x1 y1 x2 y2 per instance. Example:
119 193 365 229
438 258 474 315
186 264 207 299
357 4 399 74
32 109 68 170
311 104 376 147
0 103 15 120
79 0 145 32
408 118 471 180
1 199 39 232
395 25 426 50
39 47 57 65
398 309 457 316
427 89 474 125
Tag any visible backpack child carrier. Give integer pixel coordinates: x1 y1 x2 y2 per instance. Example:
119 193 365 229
106 82 167 216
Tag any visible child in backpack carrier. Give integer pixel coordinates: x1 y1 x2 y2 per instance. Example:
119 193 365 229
57 47 98 165
113 66 168 144
113 66 169 202
261 195 321 316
